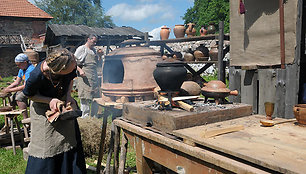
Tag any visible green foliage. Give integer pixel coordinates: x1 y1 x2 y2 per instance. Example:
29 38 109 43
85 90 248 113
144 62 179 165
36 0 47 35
183 0 230 34
34 0 115 28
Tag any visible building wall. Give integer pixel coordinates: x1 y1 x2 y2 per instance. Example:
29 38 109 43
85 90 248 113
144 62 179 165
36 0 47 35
0 17 47 77
0 17 47 43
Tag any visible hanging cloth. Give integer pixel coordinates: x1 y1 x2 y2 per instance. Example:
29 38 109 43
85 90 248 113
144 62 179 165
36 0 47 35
239 0 246 14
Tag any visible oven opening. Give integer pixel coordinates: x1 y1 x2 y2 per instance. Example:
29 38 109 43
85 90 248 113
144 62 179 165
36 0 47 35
103 59 124 83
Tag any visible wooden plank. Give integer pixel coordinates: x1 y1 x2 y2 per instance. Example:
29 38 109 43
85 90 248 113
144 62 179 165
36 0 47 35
0 109 25 115
228 67 241 103
275 69 286 118
258 69 277 117
115 119 271 174
172 115 306 174
122 101 252 132
201 125 244 138
241 70 258 113
217 21 225 83
285 64 299 118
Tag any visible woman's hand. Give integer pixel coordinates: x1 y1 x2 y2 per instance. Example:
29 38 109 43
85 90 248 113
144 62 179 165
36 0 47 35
66 95 77 109
49 98 61 112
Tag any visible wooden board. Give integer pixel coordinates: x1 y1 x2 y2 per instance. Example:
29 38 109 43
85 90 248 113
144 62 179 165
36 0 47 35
172 115 306 174
123 100 252 132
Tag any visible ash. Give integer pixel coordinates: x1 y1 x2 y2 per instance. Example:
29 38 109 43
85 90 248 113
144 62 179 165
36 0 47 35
194 102 227 112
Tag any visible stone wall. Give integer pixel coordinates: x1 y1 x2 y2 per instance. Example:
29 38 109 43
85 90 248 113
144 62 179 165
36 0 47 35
0 47 22 77
0 18 47 77
0 18 47 43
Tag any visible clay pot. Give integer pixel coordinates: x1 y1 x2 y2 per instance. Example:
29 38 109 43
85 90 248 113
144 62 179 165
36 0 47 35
160 26 171 40
24 48 39 65
200 26 207 36
201 80 238 101
180 81 201 96
209 45 218 61
153 62 187 92
193 50 204 59
207 22 216 34
293 104 306 125
185 23 196 37
184 52 194 61
196 44 209 57
173 24 186 38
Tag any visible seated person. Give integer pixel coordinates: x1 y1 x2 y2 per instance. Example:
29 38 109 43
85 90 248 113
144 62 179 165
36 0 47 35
2 53 35 119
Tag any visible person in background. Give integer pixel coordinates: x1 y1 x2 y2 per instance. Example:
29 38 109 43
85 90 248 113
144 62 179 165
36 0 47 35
2 53 35 119
23 48 86 173
74 34 100 118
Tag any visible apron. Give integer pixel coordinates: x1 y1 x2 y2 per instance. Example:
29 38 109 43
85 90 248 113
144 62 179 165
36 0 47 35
28 102 77 158
77 47 100 100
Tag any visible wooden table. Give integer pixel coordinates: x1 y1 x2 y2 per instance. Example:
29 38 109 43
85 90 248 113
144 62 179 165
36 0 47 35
114 115 306 174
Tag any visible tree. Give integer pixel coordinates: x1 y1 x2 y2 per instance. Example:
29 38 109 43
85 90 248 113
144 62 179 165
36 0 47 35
182 0 230 34
34 0 115 28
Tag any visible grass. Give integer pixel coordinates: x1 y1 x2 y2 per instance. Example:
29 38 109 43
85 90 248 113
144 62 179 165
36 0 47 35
0 148 27 174
0 76 137 174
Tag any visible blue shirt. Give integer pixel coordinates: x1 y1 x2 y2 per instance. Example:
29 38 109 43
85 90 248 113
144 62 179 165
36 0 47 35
17 64 35 84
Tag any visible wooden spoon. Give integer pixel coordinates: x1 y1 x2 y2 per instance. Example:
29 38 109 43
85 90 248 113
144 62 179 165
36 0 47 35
260 118 296 127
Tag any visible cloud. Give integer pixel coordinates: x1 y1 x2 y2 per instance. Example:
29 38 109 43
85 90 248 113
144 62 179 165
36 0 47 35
106 3 170 22
149 26 162 41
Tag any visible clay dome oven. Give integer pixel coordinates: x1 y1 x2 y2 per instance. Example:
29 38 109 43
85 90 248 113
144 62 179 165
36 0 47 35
101 46 161 102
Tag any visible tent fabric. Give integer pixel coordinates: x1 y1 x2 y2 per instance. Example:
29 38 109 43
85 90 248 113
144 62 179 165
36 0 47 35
230 0 298 67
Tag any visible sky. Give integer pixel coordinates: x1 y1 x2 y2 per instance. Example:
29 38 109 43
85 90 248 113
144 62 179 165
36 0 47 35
28 0 194 40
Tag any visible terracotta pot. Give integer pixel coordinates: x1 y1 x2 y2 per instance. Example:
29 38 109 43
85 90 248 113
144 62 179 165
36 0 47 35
153 62 187 92
185 23 196 37
201 80 238 100
160 26 171 40
24 48 39 65
184 52 194 61
200 26 207 36
180 81 201 96
209 45 218 61
196 44 209 57
293 104 306 125
193 50 204 59
207 22 216 34
173 24 186 38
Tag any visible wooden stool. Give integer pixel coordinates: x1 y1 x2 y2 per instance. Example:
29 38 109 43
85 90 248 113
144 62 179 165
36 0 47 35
0 92 13 134
21 118 31 142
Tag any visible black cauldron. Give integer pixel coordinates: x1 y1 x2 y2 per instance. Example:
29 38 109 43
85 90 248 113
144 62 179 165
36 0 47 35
153 62 187 92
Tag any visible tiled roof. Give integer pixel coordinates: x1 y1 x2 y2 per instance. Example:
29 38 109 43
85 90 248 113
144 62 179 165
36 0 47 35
0 0 53 19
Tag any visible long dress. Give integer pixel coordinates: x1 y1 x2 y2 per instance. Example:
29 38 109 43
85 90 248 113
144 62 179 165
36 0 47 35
23 61 86 174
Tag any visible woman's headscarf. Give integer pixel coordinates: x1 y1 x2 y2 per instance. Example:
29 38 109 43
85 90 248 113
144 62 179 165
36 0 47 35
46 48 74 73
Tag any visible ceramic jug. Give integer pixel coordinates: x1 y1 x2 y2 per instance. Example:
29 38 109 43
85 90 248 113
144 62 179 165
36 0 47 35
200 26 207 36
185 23 196 37
173 24 185 38
160 26 171 40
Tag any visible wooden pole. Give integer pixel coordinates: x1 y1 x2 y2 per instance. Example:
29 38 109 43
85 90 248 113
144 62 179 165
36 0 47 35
279 0 285 69
96 111 108 174
217 21 225 82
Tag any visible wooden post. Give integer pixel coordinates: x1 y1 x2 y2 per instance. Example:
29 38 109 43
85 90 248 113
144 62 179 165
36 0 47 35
113 125 121 174
96 110 109 174
218 21 225 83
144 32 149 46
279 0 285 69
118 134 128 174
